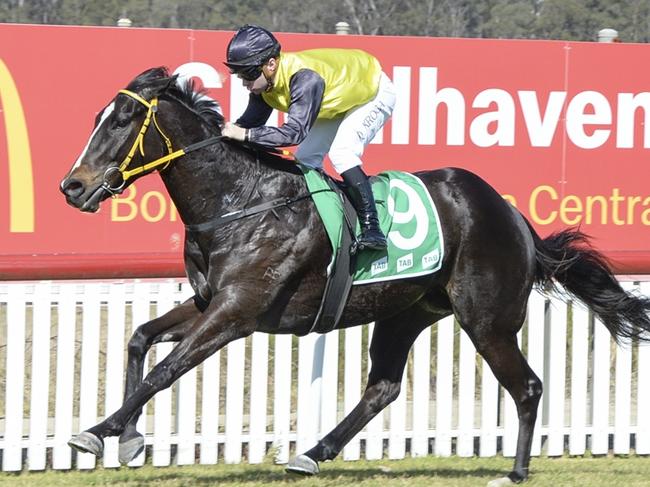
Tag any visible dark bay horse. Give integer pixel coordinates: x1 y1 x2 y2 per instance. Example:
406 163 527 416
60 67 650 485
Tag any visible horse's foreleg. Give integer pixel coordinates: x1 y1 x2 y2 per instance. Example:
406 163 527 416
69 297 256 458
287 306 436 475
118 298 201 463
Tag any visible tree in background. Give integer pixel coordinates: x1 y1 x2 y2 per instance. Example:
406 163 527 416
481 1 538 39
0 0 648 42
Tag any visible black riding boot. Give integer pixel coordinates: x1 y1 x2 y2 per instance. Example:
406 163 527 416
341 166 387 250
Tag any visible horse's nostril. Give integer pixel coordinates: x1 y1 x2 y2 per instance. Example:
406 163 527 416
61 178 85 198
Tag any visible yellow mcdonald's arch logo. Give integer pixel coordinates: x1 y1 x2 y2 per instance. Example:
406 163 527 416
0 58 34 233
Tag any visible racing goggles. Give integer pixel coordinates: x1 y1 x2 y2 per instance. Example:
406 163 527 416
233 64 264 81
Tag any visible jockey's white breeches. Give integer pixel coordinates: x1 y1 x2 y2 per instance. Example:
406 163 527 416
295 72 396 174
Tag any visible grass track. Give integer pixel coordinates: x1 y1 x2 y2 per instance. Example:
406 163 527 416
2 455 650 486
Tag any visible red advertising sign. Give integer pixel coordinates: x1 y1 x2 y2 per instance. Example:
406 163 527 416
1 24 649 278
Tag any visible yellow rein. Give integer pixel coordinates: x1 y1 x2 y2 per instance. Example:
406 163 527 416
116 89 185 182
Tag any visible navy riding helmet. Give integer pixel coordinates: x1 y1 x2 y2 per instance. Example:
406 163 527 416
224 25 281 81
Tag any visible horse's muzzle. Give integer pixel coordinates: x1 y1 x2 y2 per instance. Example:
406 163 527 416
60 177 102 212
60 177 84 199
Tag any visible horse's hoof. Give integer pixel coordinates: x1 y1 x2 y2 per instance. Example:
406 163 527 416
487 477 516 487
118 434 145 464
285 454 320 476
68 431 104 457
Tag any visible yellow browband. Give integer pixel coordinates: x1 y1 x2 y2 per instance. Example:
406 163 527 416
116 89 183 182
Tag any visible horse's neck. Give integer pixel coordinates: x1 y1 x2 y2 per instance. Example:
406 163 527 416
159 144 294 226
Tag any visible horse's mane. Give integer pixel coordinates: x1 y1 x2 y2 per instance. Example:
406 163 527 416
127 67 224 129
128 67 302 175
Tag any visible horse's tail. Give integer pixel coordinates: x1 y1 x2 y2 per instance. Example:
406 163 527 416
524 219 650 342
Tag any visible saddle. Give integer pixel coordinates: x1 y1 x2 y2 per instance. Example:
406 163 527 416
301 165 445 334
309 174 360 335
218 143 444 335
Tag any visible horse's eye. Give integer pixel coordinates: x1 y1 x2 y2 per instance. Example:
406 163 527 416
111 116 131 129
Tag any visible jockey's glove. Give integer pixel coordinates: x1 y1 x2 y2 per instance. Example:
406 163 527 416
222 122 248 142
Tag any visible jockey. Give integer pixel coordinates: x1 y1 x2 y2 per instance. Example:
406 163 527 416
222 24 396 251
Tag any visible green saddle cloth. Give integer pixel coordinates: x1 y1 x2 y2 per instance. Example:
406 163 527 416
299 165 444 284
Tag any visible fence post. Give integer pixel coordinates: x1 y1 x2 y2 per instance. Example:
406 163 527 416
77 283 101 470
3 284 27 471
435 316 454 457
412 328 431 457
637 281 650 453
28 283 52 470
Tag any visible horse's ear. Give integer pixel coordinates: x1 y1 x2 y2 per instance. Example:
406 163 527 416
165 74 179 92
142 74 178 99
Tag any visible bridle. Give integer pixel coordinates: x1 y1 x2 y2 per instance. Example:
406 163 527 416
87 87 308 232
93 89 232 201
99 89 193 195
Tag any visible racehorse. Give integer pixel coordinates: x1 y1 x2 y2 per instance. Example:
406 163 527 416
60 67 650 486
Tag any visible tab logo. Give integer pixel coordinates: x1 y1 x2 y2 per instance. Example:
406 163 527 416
0 58 34 232
397 253 414 273
422 249 440 269
371 256 388 276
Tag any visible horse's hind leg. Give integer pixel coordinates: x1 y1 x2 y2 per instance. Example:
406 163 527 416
118 298 200 463
287 304 441 475
462 322 542 485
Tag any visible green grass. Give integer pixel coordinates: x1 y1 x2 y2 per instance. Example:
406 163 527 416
2 455 650 486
